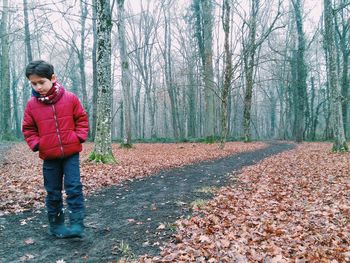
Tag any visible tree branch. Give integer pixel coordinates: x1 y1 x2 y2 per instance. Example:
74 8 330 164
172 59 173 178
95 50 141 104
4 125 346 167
334 1 350 12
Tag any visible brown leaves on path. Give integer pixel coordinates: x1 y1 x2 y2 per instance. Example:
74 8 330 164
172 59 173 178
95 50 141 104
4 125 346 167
140 142 350 262
0 141 266 215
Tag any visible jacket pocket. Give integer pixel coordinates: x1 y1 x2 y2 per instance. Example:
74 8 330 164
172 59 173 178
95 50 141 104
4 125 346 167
71 131 80 144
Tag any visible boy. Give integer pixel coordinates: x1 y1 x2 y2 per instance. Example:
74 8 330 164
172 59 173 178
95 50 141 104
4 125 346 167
22 60 89 238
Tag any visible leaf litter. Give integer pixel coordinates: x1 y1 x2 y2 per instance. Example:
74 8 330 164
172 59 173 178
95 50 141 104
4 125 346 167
139 142 350 262
4 141 347 262
0 141 265 215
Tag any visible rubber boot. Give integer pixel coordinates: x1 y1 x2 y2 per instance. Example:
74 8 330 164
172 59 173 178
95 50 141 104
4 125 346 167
68 211 84 237
48 211 72 238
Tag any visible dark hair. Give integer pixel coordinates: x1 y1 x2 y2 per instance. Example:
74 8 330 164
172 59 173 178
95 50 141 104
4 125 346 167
25 60 54 79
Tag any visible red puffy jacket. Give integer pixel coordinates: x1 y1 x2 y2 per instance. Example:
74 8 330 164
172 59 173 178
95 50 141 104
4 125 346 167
22 89 89 160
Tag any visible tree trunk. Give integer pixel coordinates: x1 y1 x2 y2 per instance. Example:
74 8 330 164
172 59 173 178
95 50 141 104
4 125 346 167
322 44 333 140
292 0 307 142
1 0 11 140
131 72 141 139
68 53 80 95
220 0 232 149
128 3 158 139
117 0 132 147
341 47 349 138
79 0 89 117
89 0 117 163
291 0 307 143
309 76 316 140
142 94 146 138
187 64 196 138
323 0 348 151
11 66 21 137
242 0 282 142
242 0 258 142
23 0 32 107
193 0 215 139
146 89 156 138
174 15 197 138
163 2 179 139
91 0 98 140
337 1 350 138
202 0 215 139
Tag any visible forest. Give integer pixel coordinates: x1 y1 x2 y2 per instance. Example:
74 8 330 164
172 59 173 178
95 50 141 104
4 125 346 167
1 1 350 262
0 0 348 154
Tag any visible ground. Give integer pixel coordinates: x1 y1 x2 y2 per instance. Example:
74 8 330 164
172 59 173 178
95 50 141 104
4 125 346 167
0 142 12 165
0 142 294 262
141 142 350 262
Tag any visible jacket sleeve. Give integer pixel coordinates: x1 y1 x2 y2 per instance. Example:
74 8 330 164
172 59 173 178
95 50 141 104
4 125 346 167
73 95 89 143
22 104 40 151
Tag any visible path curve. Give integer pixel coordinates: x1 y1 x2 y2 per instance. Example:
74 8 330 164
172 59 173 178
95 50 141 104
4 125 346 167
0 142 294 263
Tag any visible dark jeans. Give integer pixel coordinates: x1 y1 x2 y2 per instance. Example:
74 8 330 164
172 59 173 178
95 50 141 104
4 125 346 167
43 153 84 215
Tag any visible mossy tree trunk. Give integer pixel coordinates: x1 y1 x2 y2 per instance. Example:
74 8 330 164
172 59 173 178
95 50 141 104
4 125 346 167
291 0 308 143
91 0 98 140
220 0 232 149
336 1 350 139
323 0 348 152
0 0 12 140
242 0 258 143
89 0 117 163
242 0 282 142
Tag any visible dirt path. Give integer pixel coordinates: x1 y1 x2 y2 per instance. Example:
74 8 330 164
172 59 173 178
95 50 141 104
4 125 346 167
0 142 294 263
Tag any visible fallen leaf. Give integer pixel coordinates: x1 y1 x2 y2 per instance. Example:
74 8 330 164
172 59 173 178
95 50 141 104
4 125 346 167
19 254 35 261
157 223 166 230
24 238 35 245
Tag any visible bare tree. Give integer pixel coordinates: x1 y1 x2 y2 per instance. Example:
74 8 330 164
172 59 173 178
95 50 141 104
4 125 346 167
335 0 350 138
128 1 161 138
291 0 308 142
242 0 258 142
193 0 215 140
89 0 117 163
220 0 232 149
10 61 21 137
91 0 98 140
78 0 88 115
49 1 89 113
1 0 11 140
174 14 198 138
117 0 132 146
323 0 348 151
0 0 343 144
242 0 282 142
23 0 32 107
162 0 180 138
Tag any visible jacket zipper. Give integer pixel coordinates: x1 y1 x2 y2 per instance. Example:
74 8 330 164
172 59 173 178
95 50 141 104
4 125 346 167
52 105 64 157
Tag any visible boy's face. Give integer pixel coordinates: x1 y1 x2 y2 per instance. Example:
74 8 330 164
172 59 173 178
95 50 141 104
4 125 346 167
29 74 56 96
